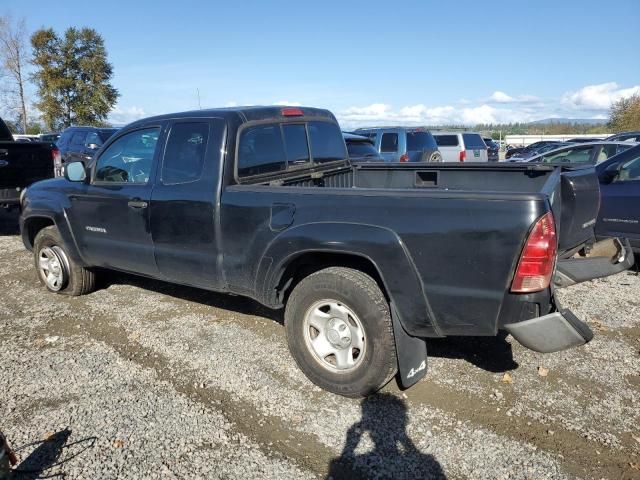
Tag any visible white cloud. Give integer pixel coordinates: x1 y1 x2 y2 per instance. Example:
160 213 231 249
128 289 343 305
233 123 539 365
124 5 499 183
562 82 640 110
489 91 514 103
337 103 531 128
108 105 146 125
273 100 302 106
488 91 540 104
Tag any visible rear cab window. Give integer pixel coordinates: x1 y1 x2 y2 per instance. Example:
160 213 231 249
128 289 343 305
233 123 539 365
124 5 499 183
237 120 346 180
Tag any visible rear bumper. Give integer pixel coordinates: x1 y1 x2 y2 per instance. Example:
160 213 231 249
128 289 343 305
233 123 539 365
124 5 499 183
554 237 634 288
504 305 593 353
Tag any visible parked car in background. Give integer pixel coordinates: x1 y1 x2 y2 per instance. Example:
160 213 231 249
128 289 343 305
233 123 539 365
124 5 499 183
595 144 640 255
0 116 60 209
606 131 640 143
13 134 38 142
38 133 60 143
432 132 488 162
508 142 569 161
505 141 560 159
525 141 636 165
483 137 499 162
564 138 603 143
343 133 383 162
19 105 632 397
353 127 441 162
57 126 119 167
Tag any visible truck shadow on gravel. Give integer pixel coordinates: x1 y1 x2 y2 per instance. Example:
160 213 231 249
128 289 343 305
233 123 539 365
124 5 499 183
100 271 518 374
10 428 96 479
326 393 446 479
426 332 519 373
100 270 284 323
0 210 20 236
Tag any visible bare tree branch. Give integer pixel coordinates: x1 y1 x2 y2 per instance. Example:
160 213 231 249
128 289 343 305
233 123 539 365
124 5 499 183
0 15 29 133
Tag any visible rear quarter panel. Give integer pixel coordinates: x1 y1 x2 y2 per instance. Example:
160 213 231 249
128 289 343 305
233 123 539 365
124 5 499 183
220 186 546 337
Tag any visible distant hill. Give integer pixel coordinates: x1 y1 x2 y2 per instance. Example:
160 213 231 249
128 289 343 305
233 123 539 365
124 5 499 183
529 118 608 125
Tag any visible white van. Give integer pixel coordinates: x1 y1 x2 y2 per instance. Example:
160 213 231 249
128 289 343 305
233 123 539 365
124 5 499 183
432 132 488 162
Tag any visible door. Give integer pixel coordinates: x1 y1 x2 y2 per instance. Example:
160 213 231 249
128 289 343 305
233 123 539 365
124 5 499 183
150 118 226 289
597 153 640 245
379 131 399 162
66 125 163 276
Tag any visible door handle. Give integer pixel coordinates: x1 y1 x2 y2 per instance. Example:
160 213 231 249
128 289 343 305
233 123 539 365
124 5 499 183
128 199 148 209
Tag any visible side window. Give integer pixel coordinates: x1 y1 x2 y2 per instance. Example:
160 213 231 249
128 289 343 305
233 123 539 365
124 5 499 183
380 133 399 153
617 155 640 182
85 132 102 147
308 121 347 163
238 125 286 177
162 122 209 184
434 135 459 147
94 127 160 183
56 131 70 147
70 131 87 146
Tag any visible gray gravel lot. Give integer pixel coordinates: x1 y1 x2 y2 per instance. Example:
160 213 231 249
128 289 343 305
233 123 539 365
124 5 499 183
0 209 639 479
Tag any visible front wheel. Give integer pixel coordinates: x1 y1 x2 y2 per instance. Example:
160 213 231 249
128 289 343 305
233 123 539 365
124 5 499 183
285 267 397 397
33 226 96 296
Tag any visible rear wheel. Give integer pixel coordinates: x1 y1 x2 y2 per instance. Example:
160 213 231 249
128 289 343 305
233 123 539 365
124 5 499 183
285 267 397 397
33 226 96 296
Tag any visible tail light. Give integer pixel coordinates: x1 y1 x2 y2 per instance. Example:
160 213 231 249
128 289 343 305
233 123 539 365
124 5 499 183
459 150 466 162
511 212 557 293
52 147 62 177
399 153 409 162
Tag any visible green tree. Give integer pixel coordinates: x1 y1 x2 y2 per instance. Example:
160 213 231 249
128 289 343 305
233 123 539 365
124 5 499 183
30 27 118 130
609 94 640 132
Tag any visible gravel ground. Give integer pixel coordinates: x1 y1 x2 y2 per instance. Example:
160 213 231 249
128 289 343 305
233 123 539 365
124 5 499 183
0 209 639 479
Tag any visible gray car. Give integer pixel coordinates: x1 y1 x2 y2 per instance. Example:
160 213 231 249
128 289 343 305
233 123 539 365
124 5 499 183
353 127 441 162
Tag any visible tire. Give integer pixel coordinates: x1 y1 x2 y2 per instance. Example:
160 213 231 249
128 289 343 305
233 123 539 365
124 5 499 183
285 267 397 397
33 226 96 296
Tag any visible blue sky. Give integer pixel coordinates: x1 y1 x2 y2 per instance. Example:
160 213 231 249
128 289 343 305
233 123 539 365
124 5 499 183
3 0 640 127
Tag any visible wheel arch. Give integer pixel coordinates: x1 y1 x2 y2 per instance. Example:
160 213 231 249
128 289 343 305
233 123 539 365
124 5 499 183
256 222 441 338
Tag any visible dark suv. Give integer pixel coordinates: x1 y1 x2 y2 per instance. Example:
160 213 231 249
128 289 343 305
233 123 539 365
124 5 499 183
57 126 119 165
353 127 441 162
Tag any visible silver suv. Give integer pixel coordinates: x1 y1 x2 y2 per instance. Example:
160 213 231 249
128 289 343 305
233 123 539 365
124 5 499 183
433 132 488 162
353 127 441 162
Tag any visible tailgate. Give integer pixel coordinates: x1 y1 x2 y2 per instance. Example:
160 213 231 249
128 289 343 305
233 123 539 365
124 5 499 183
551 166 600 255
0 142 54 189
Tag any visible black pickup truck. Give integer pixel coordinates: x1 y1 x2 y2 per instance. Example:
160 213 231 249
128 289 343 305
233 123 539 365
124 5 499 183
19 106 633 397
0 117 59 209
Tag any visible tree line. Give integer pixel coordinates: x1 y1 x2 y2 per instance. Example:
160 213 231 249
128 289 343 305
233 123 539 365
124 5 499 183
0 15 118 133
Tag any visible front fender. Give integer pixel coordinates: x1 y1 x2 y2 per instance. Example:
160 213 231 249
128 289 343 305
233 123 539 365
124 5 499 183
20 188 86 266
257 222 441 337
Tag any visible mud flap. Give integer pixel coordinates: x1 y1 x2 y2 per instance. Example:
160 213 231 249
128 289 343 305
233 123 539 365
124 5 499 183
391 303 428 388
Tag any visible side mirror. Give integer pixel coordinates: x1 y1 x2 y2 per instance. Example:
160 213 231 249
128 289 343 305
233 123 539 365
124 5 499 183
86 143 100 150
600 163 621 184
64 161 87 182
